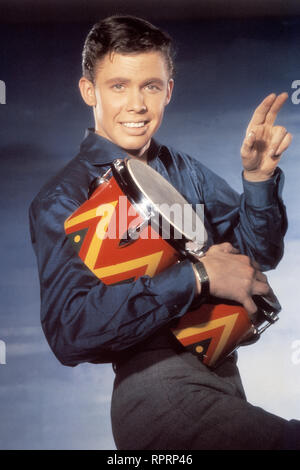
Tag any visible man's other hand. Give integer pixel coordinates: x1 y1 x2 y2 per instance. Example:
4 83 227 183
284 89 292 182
196 243 270 315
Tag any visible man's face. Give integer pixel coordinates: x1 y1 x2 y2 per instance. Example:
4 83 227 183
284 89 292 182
86 51 173 158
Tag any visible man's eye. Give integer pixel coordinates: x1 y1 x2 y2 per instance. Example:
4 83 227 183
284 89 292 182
145 84 160 92
112 84 125 91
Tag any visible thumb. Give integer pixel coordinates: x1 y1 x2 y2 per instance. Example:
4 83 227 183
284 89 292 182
241 130 256 156
217 242 239 254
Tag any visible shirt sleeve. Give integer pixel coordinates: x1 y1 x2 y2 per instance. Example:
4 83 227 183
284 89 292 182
196 162 287 271
29 194 197 367
237 169 287 270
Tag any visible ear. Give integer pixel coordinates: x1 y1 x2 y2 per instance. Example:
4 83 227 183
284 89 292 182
78 77 97 107
165 79 174 106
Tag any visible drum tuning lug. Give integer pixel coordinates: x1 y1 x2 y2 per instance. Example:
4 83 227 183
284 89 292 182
185 240 205 258
119 219 149 248
257 313 279 335
99 176 109 185
113 159 124 170
88 173 110 198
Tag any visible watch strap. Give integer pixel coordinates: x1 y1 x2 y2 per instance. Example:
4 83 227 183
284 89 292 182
194 260 210 299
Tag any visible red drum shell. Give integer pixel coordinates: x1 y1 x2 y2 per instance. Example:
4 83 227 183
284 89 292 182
65 173 179 285
65 161 277 368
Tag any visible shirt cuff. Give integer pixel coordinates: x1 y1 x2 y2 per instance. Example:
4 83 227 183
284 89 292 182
242 167 283 208
150 258 196 318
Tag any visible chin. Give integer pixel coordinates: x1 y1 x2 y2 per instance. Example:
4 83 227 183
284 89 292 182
119 136 152 153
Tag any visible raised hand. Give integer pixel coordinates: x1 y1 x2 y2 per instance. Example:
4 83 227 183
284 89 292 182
241 93 292 182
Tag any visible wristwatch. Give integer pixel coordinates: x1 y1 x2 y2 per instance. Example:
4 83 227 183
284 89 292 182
193 260 210 300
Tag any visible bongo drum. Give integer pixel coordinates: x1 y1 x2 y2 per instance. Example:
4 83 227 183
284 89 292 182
64 158 280 368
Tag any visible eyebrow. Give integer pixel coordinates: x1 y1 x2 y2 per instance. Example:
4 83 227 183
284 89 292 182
144 78 165 86
105 77 166 86
105 77 130 85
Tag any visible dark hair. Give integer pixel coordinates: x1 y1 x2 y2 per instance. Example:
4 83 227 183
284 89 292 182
82 15 175 82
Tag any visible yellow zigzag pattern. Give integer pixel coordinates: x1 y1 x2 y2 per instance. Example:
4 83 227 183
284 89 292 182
173 312 239 366
65 200 164 281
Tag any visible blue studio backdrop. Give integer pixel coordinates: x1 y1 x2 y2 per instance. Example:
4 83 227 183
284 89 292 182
0 4 300 449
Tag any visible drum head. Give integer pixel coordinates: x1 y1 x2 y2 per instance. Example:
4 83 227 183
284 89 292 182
126 159 206 247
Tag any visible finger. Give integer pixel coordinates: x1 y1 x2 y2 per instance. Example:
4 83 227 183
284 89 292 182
235 254 252 265
273 132 293 157
207 243 239 255
218 242 239 254
262 286 277 304
243 296 258 315
265 92 289 126
247 93 277 130
250 259 261 270
266 126 288 157
252 279 270 296
255 270 268 283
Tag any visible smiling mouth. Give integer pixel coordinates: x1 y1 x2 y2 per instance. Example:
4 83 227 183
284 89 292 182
121 121 149 128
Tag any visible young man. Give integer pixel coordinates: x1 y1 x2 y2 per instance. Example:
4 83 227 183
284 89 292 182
29 15 299 449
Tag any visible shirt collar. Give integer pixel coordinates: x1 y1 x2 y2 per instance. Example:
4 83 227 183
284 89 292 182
79 128 162 165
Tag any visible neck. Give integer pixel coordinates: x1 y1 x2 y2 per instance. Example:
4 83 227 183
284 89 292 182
125 141 151 163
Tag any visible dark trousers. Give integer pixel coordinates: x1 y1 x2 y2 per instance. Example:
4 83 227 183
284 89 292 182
111 346 300 450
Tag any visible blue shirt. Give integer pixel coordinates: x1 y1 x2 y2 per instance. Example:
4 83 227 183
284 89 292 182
29 129 287 366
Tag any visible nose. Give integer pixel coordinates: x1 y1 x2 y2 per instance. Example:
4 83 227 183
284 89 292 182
126 87 147 113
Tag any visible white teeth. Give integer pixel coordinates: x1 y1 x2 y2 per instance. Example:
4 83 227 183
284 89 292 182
122 122 146 128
